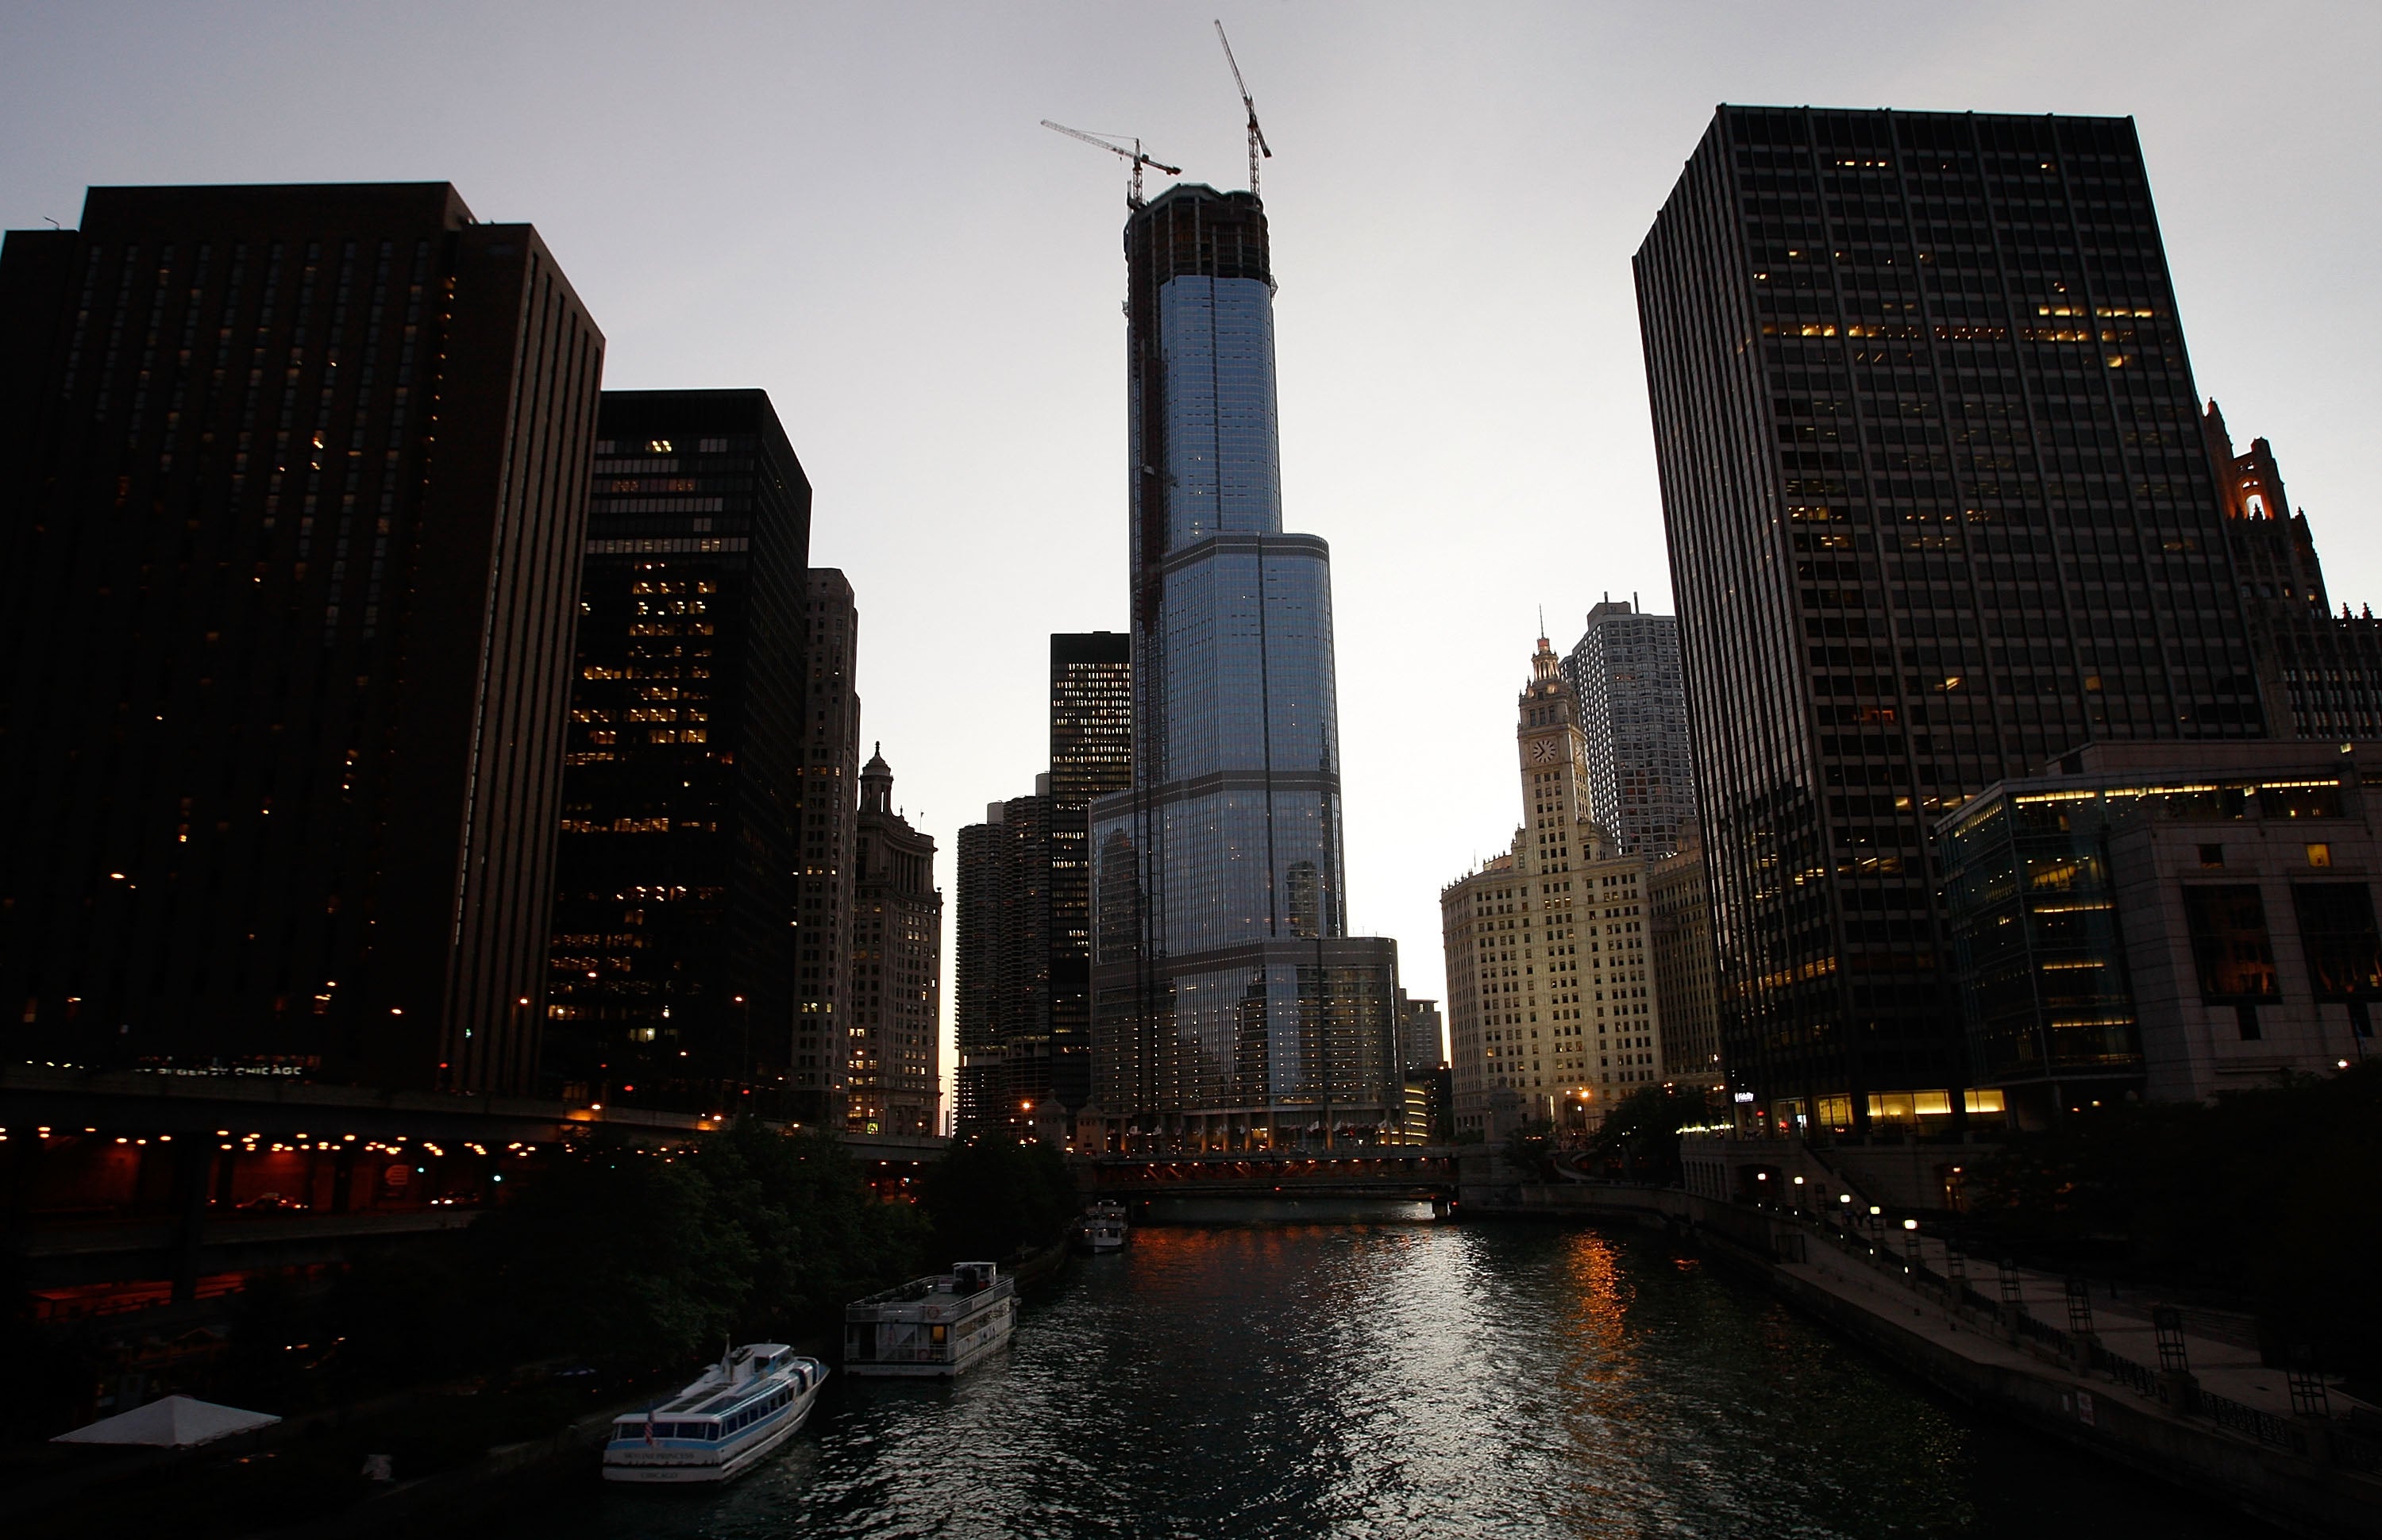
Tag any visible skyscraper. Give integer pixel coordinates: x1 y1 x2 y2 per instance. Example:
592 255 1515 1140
954 633 1135 1140
1563 599 1698 858
1047 632 1132 1111
0 183 602 1093
1636 108 2267 1132
846 749 941 1136
1089 183 1400 1151
792 570 861 1126
1442 639 1663 1137
1050 632 1133 805
544 391 810 1115
2202 402 2382 740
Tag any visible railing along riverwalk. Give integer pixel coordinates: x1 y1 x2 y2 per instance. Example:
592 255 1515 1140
1768 1200 2381 1469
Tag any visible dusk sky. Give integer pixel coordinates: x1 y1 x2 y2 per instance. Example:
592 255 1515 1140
8 1 2375 1093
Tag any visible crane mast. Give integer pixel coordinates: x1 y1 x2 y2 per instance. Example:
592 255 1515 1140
1040 120 1182 209
1213 21 1272 197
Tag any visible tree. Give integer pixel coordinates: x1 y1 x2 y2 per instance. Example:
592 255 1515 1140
920 1137 1077 1263
1582 1083 1724 1185
1967 1065 2382 1376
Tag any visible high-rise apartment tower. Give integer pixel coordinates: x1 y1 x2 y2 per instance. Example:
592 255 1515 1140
544 391 809 1115
1089 184 1400 1150
1563 599 1698 859
1636 107 2267 1133
0 183 602 1093
792 569 861 1125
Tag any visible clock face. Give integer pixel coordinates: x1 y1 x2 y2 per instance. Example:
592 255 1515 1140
1528 738 1559 764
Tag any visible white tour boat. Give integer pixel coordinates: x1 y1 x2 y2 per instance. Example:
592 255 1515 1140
843 1261 1015 1377
602 1343 827 1484
1073 1200 1128 1253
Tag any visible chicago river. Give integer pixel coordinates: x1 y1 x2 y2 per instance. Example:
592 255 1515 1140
519 1206 2272 1538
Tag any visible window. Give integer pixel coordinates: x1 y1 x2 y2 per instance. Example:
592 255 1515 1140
2293 882 2381 1002
2198 843 2223 868
2307 843 2332 868
2184 885 2280 1003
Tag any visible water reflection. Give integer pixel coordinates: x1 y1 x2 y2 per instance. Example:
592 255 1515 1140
517 1211 2275 1538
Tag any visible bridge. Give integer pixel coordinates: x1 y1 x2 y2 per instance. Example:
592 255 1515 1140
1081 1147 1466 1203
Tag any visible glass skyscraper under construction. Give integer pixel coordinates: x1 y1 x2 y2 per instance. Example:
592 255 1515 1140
1089 184 1399 1151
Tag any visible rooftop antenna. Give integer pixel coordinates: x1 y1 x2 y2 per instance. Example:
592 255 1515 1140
1041 121 1183 209
1214 21 1272 196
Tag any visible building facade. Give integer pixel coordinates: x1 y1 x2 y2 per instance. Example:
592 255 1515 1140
1047 632 1133 1113
1397 991 1445 1077
1563 599 1698 858
792 570 861 1126
2203 402 2382 741
846 749 940 1136
1941 740 2380 1126
0 183 601 1093
1089 183 1401 1149
1648 821 1724 1090
544 391 810 1115
1636 107 2268 1134
953 789 1054 1138
1443 639 1665 1138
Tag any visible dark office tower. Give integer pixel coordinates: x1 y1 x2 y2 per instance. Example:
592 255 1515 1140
791 570 861 1125
542 391 809 1115
954 790 1056 1136
0 183 600 1094
1636 108 2268 1132
1563 599 1698 858
954 815 1009 1136
1050 632 1134 804
1046 631 1132 1112
2202 402 2382 739
1089 184 1401 1151
846 749 942 1136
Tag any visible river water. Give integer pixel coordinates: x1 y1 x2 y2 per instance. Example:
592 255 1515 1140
521 1202 2272 1538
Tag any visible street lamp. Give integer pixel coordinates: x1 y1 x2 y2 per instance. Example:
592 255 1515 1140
1902 1216 1921 1267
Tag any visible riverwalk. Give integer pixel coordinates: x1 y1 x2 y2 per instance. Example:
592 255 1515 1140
1461 1176 2382 1538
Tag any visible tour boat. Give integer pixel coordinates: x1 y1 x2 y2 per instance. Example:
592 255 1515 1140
602 1343 827 1484
844 1261 1015 1377
1073 1200 1129 1253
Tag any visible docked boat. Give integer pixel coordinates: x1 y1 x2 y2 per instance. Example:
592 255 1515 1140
843 1261 1014 1377
1073 1200 1128 1253
603 1343 827 1484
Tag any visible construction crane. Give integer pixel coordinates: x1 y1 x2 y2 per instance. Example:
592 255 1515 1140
1214 20 1272 196
1040 121 1181 209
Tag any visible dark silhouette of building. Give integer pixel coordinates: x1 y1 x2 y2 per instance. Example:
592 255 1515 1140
793 570 861 1126
2203 402 2382 741
954 788 1054 1138
542 391 810 1116
846 748 940 1135
1046 631 1131 1111
1636 109 2268 1135
1089 181 1401 1152
0 183 602 1094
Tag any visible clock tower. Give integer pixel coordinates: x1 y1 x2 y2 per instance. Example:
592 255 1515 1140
1440 632 1663 1142
1515 634 1609 876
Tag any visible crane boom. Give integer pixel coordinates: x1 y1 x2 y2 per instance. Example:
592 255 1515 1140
1040 120 1182 208
1213 21 1272 195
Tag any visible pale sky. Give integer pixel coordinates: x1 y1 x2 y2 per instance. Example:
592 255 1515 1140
7 1 2376 1105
